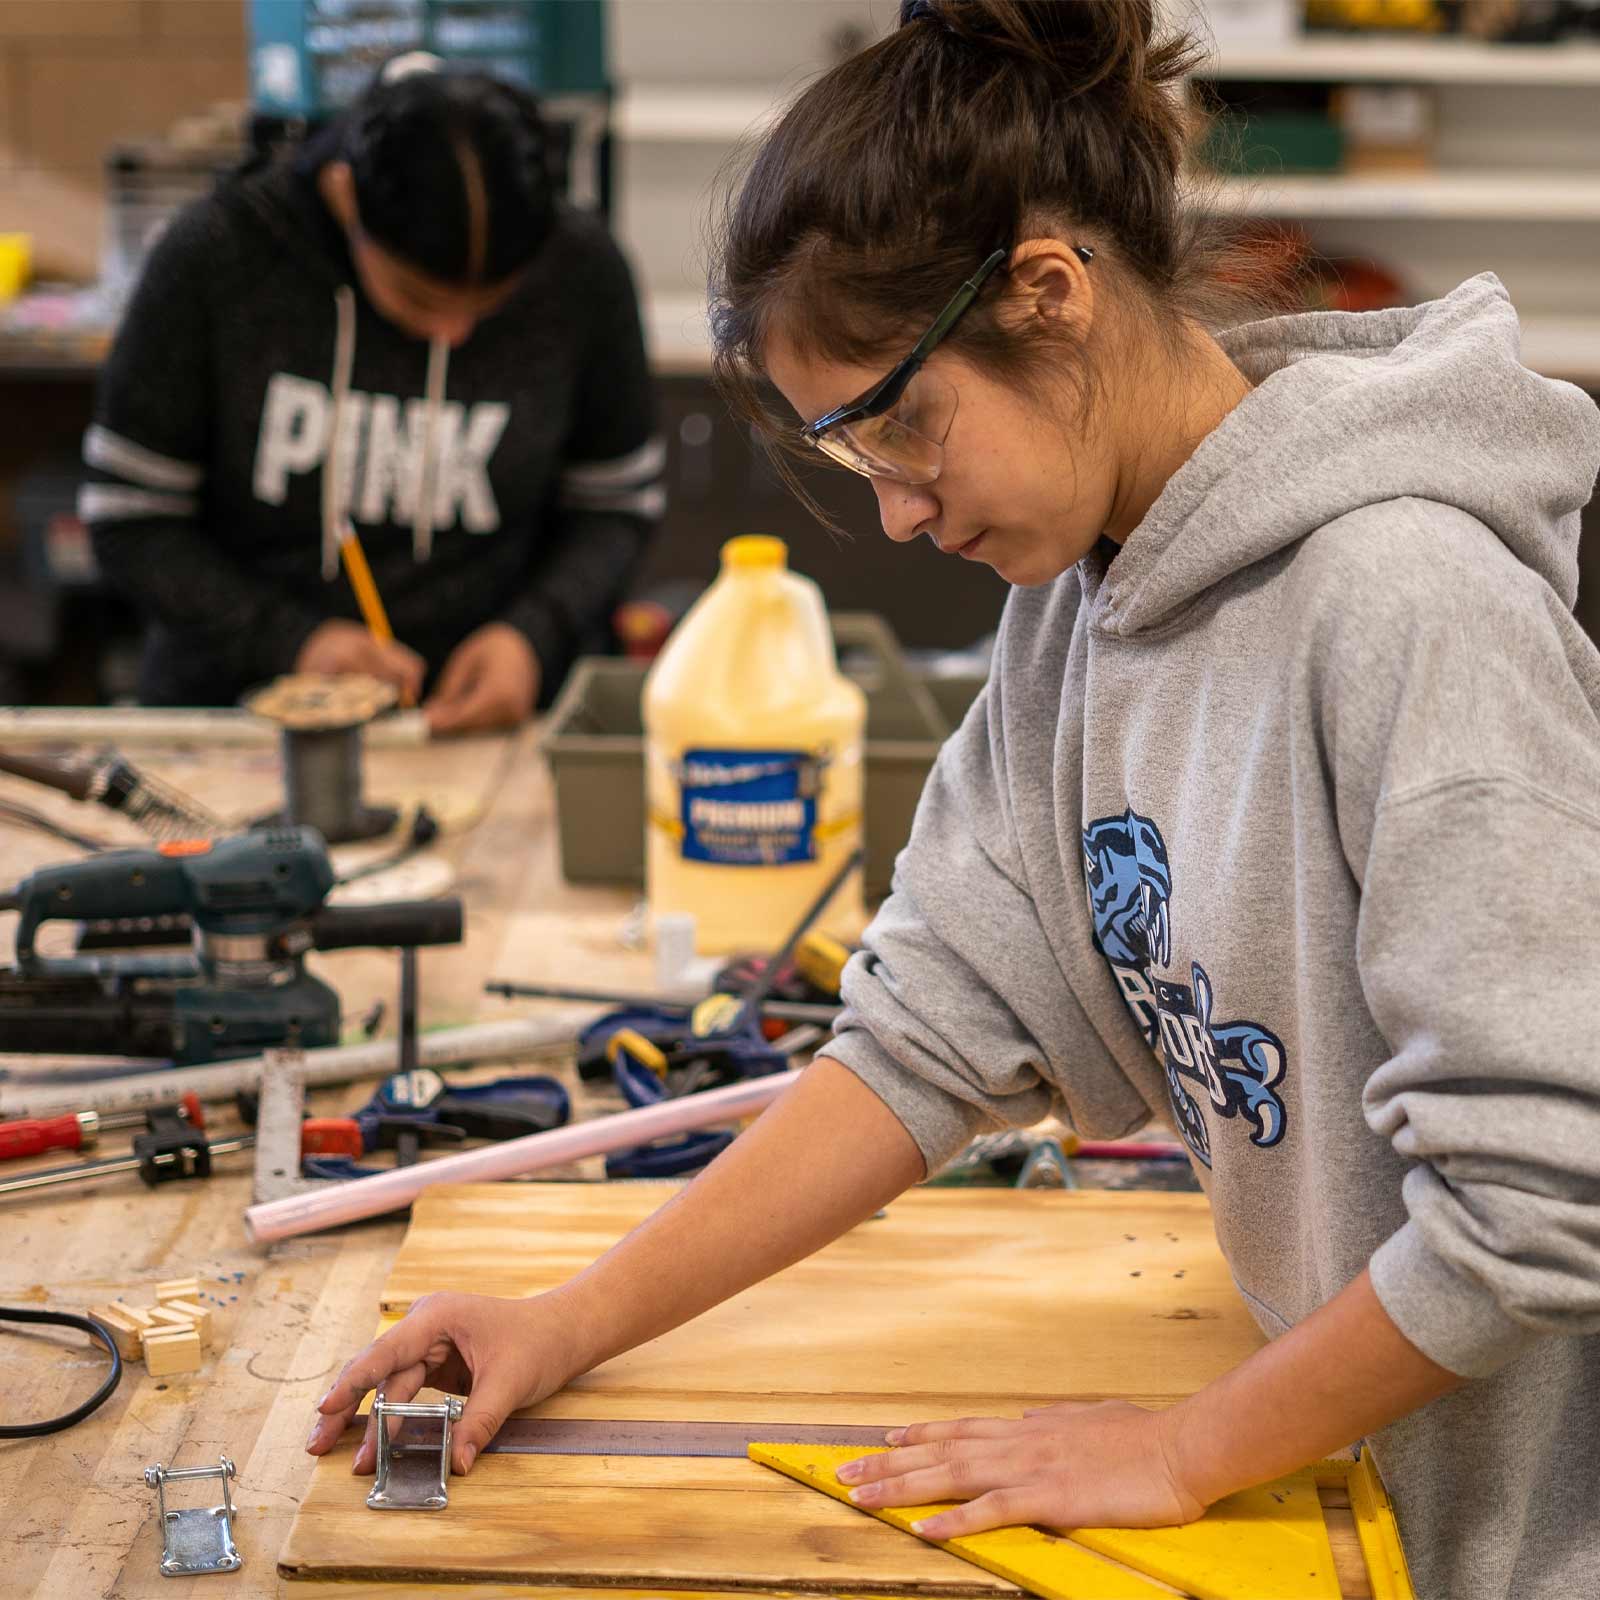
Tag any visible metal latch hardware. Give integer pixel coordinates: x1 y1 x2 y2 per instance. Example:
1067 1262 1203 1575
366 1387 464 1511
144 1455 242 1576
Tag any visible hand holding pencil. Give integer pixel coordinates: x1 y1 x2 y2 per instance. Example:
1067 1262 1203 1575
294 522 425 704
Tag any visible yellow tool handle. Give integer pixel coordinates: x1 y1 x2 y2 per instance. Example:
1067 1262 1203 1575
690 994 744 1038
606 1027 670 1079
793 931 851 998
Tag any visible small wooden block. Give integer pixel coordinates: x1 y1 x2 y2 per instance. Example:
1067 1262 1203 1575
160 1298 213 1345
88 1304 144 1362
147 1305 197 1335
111 1299 156 1330
155 1277 201 1304
142 1327 203 1377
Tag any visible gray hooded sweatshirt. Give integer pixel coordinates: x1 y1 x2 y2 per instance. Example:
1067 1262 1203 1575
827 274 1600 1599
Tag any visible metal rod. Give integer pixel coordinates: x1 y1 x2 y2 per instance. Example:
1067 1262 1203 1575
0 1016 591 1122
149 1460 236 1485
485 981 840 1026
0 1135 254 1197
734 845 863 1025
398 947 418 1078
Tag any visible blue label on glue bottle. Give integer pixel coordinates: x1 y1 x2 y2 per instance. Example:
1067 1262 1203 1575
678 748 821 866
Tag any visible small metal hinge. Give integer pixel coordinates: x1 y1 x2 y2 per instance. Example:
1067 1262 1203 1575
367 1387 464 1511
144 1455 242 1577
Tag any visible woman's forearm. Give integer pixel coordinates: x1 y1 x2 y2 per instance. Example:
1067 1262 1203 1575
1166 1265 1464 1507
553 1058 927 1371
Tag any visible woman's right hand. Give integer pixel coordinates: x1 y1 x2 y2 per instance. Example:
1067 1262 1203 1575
294 618 426 705
305 1289 583 1475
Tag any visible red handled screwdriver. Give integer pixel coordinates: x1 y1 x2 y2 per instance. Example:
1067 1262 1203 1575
0 1090 205 1164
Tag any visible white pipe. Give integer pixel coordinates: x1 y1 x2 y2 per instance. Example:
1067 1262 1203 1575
243 1069 801 1244
0 1016 590 1122
0 707 429 748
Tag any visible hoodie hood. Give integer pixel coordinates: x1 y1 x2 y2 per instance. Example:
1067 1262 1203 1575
1097 274 1600 635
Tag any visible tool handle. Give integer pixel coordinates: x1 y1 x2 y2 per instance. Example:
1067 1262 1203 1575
10 849 189 962
298 1118 365 1158
0 749 92 800
308 898 464 951
0 1111 96 1161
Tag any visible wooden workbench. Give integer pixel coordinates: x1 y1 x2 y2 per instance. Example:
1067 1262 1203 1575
0 720 1220 1599
0 723 666 1598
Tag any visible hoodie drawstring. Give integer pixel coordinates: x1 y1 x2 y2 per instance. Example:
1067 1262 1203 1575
414 335 448 562
322 284 357 580
323 290 449 576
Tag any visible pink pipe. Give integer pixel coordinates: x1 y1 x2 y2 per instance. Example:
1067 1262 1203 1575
243 1069 801 1244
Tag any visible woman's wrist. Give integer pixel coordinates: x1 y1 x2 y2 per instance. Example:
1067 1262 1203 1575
536 1274 626 1382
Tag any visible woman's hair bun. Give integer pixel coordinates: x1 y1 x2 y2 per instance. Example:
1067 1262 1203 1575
897 0 1184 103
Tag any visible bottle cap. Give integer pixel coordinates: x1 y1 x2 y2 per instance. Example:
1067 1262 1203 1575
721 535 787 570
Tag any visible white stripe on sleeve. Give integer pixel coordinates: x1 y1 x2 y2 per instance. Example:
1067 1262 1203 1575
77 484 199 524
558 482 667 520
82 425 204 492
559 435 667 493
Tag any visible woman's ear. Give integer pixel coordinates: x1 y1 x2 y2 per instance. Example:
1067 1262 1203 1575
319 160 359 230
995 238 1095 340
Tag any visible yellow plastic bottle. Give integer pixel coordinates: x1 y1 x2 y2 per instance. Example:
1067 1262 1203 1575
643 536 866 954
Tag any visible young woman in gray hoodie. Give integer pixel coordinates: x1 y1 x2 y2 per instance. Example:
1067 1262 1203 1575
308 5 1600 1593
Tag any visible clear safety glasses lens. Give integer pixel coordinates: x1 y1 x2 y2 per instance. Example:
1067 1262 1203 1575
807 371 957 486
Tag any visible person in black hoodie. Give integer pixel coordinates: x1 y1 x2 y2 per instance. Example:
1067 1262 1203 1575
82 54 663 734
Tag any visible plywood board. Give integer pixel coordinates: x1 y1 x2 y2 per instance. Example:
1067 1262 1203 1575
281 1184 1268 1589
283 1438 1017 1592
379 1184 1261 1418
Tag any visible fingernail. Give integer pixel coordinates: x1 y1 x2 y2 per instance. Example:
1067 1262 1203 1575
912 1519 935 1537
837 1462 862 1483
461 1444 477 1473
305 1423 322 1451
885 1428 905 1445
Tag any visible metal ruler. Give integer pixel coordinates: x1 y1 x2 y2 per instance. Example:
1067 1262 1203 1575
381 1417 895 1459
251 1048 322 1206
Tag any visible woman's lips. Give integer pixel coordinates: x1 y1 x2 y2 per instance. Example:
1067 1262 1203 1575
954 530 988 559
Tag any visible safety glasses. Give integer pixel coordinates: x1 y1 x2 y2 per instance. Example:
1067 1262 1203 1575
799 244 1093 486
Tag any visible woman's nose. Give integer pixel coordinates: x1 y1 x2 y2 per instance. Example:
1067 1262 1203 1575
872 479 938 545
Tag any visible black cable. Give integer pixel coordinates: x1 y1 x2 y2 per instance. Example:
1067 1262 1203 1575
0 1306 124 1437
335 804 441 886
0 798 113 852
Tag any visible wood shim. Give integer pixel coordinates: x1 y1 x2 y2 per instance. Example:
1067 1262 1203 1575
147 1305 198 1336
143 1327 202 1377
88 1305 144 1362
111 1300 155 1330
161 1300 213 1346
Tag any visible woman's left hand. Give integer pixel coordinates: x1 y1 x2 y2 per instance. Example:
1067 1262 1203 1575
424 622 540 736
834 1399 1209 1541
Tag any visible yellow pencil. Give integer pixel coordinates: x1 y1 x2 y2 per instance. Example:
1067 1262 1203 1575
338 521 413 705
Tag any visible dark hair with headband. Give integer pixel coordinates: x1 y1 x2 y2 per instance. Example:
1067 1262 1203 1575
710 0 1268 491
342 62 556 284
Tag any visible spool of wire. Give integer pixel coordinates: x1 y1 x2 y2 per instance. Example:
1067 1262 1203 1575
246 675 399 844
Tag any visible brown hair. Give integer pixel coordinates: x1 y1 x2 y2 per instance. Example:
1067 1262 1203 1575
708 0 1269 511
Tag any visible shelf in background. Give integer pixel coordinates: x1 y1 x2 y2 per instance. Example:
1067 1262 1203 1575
1201 35 1600 85
643 293 1600 388
1208 168 1600 220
